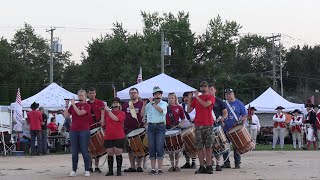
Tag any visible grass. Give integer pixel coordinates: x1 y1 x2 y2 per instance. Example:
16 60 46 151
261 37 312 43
255 144 296 151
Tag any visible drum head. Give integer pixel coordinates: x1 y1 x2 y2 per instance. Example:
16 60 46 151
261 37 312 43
127 128 145 137
181 127 194 136
165 129 180 136
227 125 243 134
90 127 101 135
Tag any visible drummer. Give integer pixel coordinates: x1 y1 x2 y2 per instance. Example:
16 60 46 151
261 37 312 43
122 87 145 173
222 88 247 169
87 87 105 173
166 92 186 172
305 104 317 150
100 97 126 176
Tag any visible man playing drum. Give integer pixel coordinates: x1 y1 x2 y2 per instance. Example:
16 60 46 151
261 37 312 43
122 87 145 173
222 88 247 169
208 84 228 171
187 81 215 174
87 87 105 173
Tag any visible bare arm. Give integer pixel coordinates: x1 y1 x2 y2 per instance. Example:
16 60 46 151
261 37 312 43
187 93 194 113
221 109 228 121
196 96 212 108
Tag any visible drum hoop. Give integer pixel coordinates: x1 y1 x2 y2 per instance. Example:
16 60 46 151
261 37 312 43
165 129 181 136
127 128 146 138
90 127 102 136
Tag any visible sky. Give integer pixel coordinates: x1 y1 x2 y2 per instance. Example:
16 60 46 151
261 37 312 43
1 0 319 63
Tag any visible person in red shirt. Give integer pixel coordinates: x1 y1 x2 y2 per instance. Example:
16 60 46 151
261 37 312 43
100 97 125 176
187 81 215 174
27 102 43 156
166 92 185 172
64 89 92 177
87 87 105 173
47 117 58 135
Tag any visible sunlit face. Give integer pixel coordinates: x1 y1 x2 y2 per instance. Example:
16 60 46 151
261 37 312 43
129 89 139 100
112 101 121 111
208 86 216 96
88 91 96 100
168 94 177 105
78 91 87 101
200 85 208 93
153 92 162 99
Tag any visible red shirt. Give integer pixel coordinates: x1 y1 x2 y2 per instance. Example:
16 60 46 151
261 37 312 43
104 110 125 140
316 113 320 129
47 122 58 132
191 94 215 126
87 99 105 128
27 110 43 130
68 103 91 131
122 101 144 134
166 105 185 126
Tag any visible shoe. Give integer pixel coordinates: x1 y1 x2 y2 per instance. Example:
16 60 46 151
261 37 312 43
272 148 275 150
89 168 93 173
124 168 136 172
68 171 76 177
181 162 191 169
105 171 114 176
149 169 157 175
221 163 231 168
84 171 90 177
168 167 175 172
175 167 180 172
294 148 296 150
95 168 102 173
234 164 241 169
206 165 213 174
117 170 121 176
190 162 196 169
158 169 163 175
136 167 143 172
216 165 222 171
195 166 206 174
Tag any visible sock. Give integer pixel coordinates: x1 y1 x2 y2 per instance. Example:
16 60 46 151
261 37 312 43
192 157 196 163
186 156 190 163
108 156 114 172
116 155 123 171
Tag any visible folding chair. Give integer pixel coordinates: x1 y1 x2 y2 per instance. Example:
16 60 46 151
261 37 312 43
0 133 16 155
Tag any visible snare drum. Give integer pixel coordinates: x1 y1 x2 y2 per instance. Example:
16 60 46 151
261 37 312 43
127 128 148 157
227 125 254 154
181 127 197 157
212 126 230 156
165 129 184 154
89 127 108 158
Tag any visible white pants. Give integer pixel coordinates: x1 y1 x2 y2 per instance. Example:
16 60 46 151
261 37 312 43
273 127 285 148
291 131 301 149
249 128 258 149
317 130 320 149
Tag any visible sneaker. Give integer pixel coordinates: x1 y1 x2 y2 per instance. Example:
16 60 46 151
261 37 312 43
190 162 197 169
149 169 157 175
136 167 143 172
168 167 175 172
89 168 93 173
216 165 222 171
105 171 114 176
95 168 102 173
234 164 241 169
181 162 191 169
124 168 136 172
206 165 213 174
221 163 231 168
175 167 180 172
68 171 76 177
84 171 90 177
158 169 163 175
195 166 206 174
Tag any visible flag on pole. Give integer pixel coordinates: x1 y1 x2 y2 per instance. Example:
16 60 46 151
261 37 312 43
13 88 23 132
137 67 143 83
112 84 116 98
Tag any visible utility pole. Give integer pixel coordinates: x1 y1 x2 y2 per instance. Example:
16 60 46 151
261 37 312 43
267 34 281 91
279 43 284 97
46 27 55 83
160 31 164 74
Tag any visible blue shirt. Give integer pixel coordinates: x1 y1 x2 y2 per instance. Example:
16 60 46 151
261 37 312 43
224 99 247 132
145 100 168 123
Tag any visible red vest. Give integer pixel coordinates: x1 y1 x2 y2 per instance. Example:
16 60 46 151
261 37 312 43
291 117 302 133
274 114 286 128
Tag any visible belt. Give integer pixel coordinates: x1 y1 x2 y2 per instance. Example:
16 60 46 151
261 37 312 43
149 122 164 124
249 123 257 125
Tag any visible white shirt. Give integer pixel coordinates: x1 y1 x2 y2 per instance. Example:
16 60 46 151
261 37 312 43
246 114 260 131
182 103 195 122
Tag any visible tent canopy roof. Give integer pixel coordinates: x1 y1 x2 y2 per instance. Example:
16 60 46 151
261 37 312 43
117 73 196 100
245 87 305 113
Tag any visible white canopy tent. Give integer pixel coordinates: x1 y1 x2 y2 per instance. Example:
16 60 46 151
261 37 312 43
245 87 305 113
10 83 77 111
117 73 196 99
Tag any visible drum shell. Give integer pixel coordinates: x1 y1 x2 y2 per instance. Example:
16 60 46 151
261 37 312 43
127 128 148 157
227 125 254 154
165 130 184 154
181 127 197 157
88 128 108 158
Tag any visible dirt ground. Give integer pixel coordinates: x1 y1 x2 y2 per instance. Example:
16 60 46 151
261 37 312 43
0 151 319 180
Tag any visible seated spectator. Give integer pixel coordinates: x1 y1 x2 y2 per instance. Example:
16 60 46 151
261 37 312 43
47 117 59 135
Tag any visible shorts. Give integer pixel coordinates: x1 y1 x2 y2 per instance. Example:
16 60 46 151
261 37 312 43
195 126 214 149
104 138 125 149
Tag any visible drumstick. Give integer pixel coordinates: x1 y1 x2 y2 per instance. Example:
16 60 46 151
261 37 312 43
168 125 180 131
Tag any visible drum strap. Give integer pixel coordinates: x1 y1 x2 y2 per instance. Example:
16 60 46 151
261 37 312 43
167 106 176 126
128 101 138 120
90 104 97 124
225 101 239 122
182 103 191 121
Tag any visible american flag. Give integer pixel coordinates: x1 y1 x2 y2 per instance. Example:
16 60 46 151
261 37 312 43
13 88 23 131
137 67 143 83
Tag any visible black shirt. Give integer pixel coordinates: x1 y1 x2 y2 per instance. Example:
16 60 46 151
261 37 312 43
41 113 48 130
213 97 226 118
